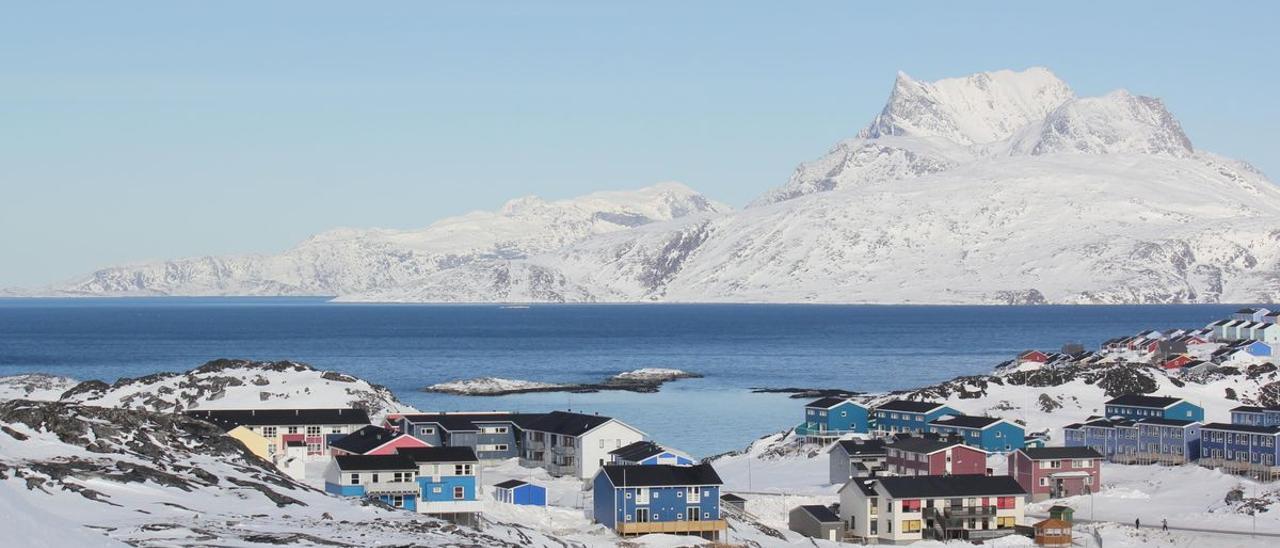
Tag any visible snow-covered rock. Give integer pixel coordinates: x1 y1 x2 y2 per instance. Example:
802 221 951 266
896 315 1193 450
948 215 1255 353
424 377 565 395
0 373 79 402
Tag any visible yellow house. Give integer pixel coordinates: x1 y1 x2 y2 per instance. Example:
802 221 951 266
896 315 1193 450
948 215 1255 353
227 425 272 460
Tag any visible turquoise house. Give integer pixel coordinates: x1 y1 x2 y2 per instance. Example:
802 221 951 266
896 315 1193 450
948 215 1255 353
872 400 959 435
324 454 421 511
928 415 1026 453
798 397 870 440
1105 394 1204 422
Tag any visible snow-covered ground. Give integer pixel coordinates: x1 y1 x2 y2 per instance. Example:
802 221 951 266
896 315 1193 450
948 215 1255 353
0 373 78 401
424 377 566 395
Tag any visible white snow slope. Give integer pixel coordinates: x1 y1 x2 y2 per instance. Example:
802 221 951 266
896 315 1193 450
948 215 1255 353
50 67 1280 304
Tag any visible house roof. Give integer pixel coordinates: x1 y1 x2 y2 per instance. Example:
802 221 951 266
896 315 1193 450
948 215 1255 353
1200 423 1280 435
609 441 679 462
1106 394 1183 409
1236 308 1259 314
720 493 746 502
886 437 966 455
834 439 887 457
1020 447 1103 460
395 412 544 432
876 475 1026 498
333 454 417 471
600 463 722 487
187 408 371 429
396 446 479 463
493 479 530 490
929 415 1004 429
796 505 841 523
521 411 617 437
875 400 946 413
806 396 857 409
329 425 410 454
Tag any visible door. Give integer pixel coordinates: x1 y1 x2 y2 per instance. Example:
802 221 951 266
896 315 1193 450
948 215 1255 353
828 529 836 541
636 508 650 523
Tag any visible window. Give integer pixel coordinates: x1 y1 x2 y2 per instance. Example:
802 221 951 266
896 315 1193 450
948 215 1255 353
348 473 361 485
996 497 1016 509
432 486 442 494
600 439 606 449
901 499 921 512
331 427 343 434
997 517 1016 528
453 486 465 499
418 426 435 435
1039 477 1048 487
687 487 701 503
262 426 277 438
901 520 921 533
371 473 379 483
391 495 404 508
287 426 299 434
636 488 649 504
454 464 473 475
306 426 321 436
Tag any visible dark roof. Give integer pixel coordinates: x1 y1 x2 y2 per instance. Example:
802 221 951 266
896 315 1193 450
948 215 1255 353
1106 394 1183 409
600 463 722 487
329 425 407 454
1231 405 1280 413
609 441 672 462
186 408 370 429
333 454 417 471
877 475 1026 498
493 479 529 490
1020 447 1103 460
929 415 1003 429
720 493 746 502
887 437 965 455
806 397 855 409
1136 417 1198 427
875 400 947 413
521 410 616 436
797 505 841 523
396 446 479 463
1200 423 1280 434
396 412 545 432
1236 308 1258 314
835 439 887 457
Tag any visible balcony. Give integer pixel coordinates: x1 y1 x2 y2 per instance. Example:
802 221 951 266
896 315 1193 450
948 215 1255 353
945 505 997 519
617 519 727 536
362 480 419 495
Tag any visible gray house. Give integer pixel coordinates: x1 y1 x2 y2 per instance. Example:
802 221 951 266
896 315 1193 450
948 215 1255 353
789 504 844 541
392 412 542 461
828 438 887 484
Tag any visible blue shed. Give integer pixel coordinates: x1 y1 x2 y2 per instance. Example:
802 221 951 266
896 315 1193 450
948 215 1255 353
493 479 547 506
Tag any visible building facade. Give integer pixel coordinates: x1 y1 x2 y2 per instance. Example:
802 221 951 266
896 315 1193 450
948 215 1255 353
884 437 986 477
1008 447 1101 502
1104 394 1204 422
188 408 371 460
829 439 888 484
872 401 960 436
927 415 1025 453
1198 422 1280 480
838 475 1027 544
1231 405 1280 427
799 397 870 440
591 464 726 541
521 411 647 479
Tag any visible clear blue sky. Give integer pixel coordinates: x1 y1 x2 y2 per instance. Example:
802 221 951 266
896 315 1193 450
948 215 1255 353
2 1 1277 288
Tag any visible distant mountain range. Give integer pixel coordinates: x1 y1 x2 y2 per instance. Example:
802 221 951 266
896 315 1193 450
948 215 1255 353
38 68 1280 304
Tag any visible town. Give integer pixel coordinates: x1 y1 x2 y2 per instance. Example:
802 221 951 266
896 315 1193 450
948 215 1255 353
178 308 1280 545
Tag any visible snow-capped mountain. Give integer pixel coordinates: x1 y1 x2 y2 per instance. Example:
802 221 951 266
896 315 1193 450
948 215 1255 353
53 182 728 296
50 67 1280 304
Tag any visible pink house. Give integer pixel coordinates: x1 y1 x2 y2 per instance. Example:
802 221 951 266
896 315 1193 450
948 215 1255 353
329 425 431 456
885 436 988 476
1008 447 1102 502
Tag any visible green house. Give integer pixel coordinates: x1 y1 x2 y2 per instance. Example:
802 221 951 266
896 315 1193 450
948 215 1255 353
1048 505 1074 524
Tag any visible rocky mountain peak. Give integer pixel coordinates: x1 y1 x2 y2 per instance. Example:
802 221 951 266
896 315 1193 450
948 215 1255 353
1010 89 1194 156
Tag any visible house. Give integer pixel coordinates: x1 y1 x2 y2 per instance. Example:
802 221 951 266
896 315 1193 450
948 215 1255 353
1222 320 1246 341
1063 418 1136 461
1134 418 1201 464
392 412 536 461
329 425 431 456
1008 447 1101 502
324 454 421 511
838 475 1027 543
493 479 546 506
720 493 746 512
1256 324 1280 347
873 400 960 435
1266 311 1280 324
591 463 726 540
610 441 694 466
828 438 888 483
884 436 986 476
187 408 371 460
1161 354 1194 370
1231 405 1280 427
1234 308 1272 323
927 415 1025 453
1034 518 1072 547
799 397 870 440
1048 504 1074 523
1017 350 1050 364
1207 320 1231 340
521 410 647 479
397 446 483 523
1104 394 1204 422
1242 340 1273 357
1198 423 1280 480
789 504 844 541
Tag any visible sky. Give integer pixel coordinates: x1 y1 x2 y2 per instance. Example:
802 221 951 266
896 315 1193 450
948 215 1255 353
2 1 1277 288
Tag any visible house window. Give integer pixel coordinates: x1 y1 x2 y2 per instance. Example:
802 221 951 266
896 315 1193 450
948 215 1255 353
348 473 360 485
371 473 379 483
419 426 435 435
453 487 465 499
331 427 343 434
287 426 299 434
306 426 321 436
901 520 921 533
391 495 404 508
454 464 473 475
262 427 277 438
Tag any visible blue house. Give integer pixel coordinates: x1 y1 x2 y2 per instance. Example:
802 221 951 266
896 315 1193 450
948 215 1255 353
1231 405 1280 427
397 446 483 524
610 441 695 466
592 463 726 540
493 479 547 506
1134 418 1201 464
1241 340 1273 357
1199 423 1280 480
392 412 538 461
324 454 421 511
799 397 870 440
1105 394 1204 422
926 414 1025 452
1064 418 1138 461
872 400 959 436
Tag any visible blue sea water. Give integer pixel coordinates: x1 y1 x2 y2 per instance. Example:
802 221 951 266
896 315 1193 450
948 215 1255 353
0 298 1246 455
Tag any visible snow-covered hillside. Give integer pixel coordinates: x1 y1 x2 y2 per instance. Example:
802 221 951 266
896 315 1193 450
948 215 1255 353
47 67 1280 304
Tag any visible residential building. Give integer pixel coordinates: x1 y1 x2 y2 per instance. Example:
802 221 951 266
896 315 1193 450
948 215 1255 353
392 412 536 461
329 425 431 456
1063 418 1136 461
828 439 888 484
324 454 421 511
799 397 870 440
1034 518 1072 547
1133 418 1201 464
927 415 1025 453
838 475 1027 543
397 446 483 523
609 441 694 466
188 408 371 460
884 437 986 477
591 463 726 540
493 479 546 506
873 400 960 436
789 505 844 542
1198 423 1280 480
1233 308 1272 323
1104 394 1204 422
1231 405 1280 427
1008 447 1101 502
521 410 646 479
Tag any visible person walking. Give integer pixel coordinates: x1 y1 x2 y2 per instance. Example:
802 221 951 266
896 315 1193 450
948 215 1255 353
1162 518 1168 531
1135 518 1141 529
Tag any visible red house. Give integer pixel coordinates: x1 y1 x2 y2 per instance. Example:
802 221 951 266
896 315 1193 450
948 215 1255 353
329 425 431 456
1162 354 1194 370
1017 350 1050 364
1008 447 1102 502
885 436 987 476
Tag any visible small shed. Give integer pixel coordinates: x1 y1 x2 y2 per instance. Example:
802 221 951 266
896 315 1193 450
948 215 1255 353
493 479 546 506
1048 505 1074 523
720 493 746 512
1034 518 1072 547
788 504 843 542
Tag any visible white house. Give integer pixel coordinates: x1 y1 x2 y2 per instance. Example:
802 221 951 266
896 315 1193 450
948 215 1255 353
838 475 1027 544
519 411 646 479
